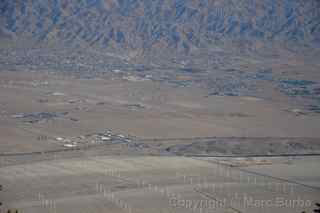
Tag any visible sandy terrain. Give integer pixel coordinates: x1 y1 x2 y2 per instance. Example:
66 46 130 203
0 71 319 213
244 156 320 188
0 71 319 154
1 156 319 213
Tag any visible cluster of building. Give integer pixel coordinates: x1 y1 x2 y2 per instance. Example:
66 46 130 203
54 129 132 148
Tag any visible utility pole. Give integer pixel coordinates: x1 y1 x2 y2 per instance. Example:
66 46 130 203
0 184 2 213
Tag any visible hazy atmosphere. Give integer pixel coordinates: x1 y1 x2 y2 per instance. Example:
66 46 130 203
0 1 320 213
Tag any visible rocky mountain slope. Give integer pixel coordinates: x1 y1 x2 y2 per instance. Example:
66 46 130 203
0 0 319 54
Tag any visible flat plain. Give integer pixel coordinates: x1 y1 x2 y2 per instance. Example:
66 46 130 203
0 70 319 213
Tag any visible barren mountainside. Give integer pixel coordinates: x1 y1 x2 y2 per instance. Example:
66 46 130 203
0 0 320 53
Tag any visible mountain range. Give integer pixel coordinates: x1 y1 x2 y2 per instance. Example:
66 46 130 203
1 0 319 55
